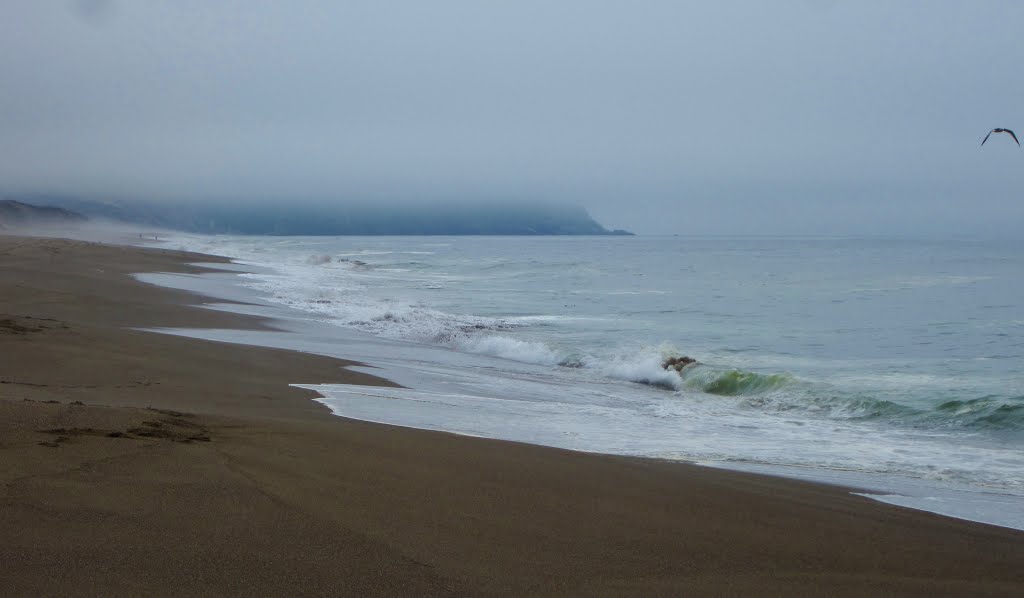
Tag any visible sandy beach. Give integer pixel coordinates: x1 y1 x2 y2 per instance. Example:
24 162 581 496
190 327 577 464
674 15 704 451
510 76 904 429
2 234 1023 596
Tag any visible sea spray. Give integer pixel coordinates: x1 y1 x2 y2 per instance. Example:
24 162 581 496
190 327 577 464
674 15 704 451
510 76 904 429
454 335 565 366
591 342 689 390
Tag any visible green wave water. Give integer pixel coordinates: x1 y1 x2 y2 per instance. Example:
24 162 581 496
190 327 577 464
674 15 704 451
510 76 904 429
674 363 1024 435
682 367 794 396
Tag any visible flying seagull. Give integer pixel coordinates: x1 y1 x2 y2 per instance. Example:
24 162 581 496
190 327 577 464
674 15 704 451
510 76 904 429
981 128 1020 147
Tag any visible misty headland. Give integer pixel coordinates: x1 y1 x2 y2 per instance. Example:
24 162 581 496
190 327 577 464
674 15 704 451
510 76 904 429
19 197 632 236
0 199 86 230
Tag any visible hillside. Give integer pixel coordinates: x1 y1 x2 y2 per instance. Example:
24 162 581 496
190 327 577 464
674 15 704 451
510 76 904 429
28 198 632 236
0 200 87 230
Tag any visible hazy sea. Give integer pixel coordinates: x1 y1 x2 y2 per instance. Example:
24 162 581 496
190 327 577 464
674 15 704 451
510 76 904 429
148 234 1024 530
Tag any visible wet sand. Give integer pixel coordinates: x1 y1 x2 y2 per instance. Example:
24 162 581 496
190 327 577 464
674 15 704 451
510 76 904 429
2 234 1023 596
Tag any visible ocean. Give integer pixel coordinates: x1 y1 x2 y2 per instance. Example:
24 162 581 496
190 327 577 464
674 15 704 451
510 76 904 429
146 234 1024 530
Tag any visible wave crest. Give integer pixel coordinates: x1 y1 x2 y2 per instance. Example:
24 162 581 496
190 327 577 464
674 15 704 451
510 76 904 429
937 396 1024 430
682 368 794 396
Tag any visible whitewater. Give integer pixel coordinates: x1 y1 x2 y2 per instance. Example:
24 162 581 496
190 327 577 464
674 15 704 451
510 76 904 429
147 234 1024 530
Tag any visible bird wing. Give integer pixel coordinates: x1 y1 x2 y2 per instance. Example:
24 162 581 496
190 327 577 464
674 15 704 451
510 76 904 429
1008 129 1021 146
982 130 994 146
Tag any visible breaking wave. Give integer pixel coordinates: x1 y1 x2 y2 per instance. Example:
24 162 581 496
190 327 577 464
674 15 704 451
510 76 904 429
681 368 794 396
936 396 1024 430
164 234 1024 436
454 335 565 366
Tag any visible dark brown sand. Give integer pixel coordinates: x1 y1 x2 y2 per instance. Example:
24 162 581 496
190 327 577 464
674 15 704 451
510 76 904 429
1 234 1023 596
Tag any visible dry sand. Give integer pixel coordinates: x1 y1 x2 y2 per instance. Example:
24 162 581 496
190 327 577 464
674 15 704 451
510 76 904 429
2 234 1023 596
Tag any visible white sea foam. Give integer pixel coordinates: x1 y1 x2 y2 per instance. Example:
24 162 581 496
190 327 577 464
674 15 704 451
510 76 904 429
454 335 564 366
582 342 684 390
600 355 682 390
152 232 1024 529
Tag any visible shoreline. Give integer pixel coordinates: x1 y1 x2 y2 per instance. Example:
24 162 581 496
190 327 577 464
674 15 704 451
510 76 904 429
147 245 1024 532
2 233 1023 596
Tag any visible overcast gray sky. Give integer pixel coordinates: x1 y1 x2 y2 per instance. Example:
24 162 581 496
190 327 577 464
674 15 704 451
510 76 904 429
2 1 1023 235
